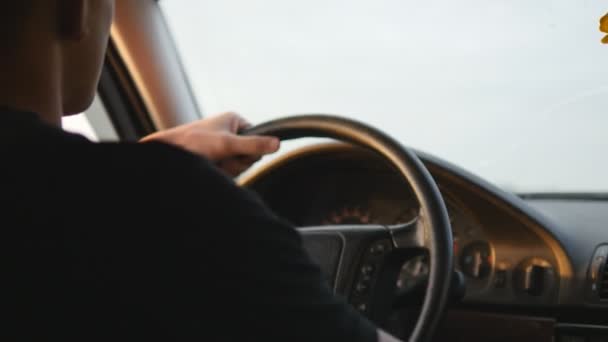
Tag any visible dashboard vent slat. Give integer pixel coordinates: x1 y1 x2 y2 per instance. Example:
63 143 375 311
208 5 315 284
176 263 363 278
600 258 608 299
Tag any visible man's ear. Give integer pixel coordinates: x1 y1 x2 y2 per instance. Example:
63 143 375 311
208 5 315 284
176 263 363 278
57 0 88 40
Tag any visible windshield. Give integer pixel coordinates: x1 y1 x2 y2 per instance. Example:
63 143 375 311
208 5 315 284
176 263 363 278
160 0 608 194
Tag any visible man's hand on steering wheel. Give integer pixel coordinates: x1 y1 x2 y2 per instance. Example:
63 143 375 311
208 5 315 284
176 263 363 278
141 112 280 177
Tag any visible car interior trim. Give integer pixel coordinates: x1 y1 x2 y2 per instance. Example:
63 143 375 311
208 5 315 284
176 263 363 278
111 0 201 131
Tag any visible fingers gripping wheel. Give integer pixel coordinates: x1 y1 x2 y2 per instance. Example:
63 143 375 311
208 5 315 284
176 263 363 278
242 115 453 342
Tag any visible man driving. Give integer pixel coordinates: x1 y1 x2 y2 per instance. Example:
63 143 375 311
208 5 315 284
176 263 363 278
0 1 399 341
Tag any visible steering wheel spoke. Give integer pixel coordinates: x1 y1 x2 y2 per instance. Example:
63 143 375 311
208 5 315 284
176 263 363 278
297 224 393 290
297 222 430 325
388 211 428 250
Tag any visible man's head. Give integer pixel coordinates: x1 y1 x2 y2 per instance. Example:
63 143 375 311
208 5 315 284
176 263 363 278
0 0 115 124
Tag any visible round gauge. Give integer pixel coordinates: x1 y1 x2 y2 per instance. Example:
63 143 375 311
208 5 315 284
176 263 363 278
459 241 492 279
513 258 555 297
323 206 372 225
396 255 429 291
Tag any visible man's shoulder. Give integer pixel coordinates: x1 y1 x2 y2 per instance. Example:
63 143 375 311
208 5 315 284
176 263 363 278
49 133 273 227
80 140 265 210
76 140 234 194
26 128 237 200
53 131 220 178
87 139 210 169
4 122 273 225
0 114 222 183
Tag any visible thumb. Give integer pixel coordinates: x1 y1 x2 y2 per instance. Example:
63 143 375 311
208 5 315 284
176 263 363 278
225 135 281 156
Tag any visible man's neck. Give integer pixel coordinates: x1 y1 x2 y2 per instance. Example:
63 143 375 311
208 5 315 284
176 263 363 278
0 43 63 127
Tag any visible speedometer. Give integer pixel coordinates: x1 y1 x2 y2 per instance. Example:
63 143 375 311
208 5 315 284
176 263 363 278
322 205 419 225
322 206 373 225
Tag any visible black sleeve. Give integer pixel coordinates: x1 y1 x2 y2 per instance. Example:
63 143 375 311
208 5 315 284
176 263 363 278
0 122 378 341
130 143 379 342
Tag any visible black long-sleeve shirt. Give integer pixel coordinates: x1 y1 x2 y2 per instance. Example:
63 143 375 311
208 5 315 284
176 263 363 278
0 110 377 341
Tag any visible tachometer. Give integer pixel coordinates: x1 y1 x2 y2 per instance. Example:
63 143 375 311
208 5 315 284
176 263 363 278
323 206 373 225
459 241 492 279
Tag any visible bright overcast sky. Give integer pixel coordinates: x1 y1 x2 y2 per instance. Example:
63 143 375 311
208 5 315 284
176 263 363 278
160 0 608 193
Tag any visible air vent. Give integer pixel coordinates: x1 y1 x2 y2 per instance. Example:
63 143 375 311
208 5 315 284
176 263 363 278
600 258 608 300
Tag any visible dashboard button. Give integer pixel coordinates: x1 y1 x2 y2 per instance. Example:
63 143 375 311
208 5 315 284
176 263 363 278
587 244 608 298
494 269 507 288
523 265 547 296
356 303 368 312
355 281 370 295
370 242 388 255
460 241 492 279
590 256 605 282
513 258 554 297
361 264 375 276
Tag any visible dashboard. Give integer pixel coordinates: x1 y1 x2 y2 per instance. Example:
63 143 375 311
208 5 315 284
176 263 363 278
241 142 608 338
243 143 566 306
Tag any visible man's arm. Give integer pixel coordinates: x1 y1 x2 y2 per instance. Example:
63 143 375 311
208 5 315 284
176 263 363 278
140 112 279 176
131 143 382 341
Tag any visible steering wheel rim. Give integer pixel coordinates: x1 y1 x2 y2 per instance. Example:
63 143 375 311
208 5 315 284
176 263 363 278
243 114 453 342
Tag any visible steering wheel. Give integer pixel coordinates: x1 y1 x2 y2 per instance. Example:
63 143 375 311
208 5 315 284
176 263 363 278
243 115 453 342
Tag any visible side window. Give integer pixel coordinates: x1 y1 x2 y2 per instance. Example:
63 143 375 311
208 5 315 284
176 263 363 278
62 95 119 142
